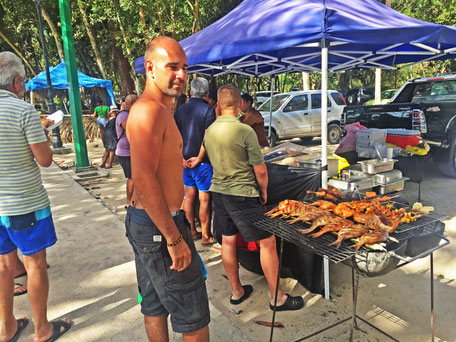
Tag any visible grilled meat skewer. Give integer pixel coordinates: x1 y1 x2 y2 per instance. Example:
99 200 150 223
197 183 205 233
329 225 369 248
351 229 389 250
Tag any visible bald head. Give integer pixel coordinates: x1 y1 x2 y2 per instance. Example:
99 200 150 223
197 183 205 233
217 84 241 111
124 94 138 110
145 36 185 64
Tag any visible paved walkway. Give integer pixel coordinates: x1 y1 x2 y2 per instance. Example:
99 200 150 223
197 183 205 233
11 140 456 341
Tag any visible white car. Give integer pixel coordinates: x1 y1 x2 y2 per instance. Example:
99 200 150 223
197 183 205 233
254 91 280 106
258 90 346 146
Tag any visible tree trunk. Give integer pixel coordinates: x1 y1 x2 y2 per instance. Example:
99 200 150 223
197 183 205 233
107 21 135 95
0 30 36 75
167 0 177 38
185 0 199 33
112 0 132 57
385 0 392 7
139 6 148 40
41 7 64 60
78 0 107 78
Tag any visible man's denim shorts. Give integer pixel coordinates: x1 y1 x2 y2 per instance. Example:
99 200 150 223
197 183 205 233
183 163 213 191
0 206 57 255
125 207 210 333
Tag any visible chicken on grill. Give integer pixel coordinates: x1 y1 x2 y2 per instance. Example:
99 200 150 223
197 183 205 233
351 229 389 250
329 225 369 248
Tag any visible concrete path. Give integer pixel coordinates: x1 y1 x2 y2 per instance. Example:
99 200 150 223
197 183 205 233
11 138 456 342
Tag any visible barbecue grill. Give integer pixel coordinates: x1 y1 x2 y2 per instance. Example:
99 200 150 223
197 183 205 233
232 203 450 342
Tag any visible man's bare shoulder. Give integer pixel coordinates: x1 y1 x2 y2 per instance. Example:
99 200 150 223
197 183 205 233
129 96 170 124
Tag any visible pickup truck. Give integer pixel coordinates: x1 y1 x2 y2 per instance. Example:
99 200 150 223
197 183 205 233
341 75 456 177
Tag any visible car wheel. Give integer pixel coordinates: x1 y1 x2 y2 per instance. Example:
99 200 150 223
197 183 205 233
265 129 277 147
436 138 456 178
300 137 313 143
328 124 342 144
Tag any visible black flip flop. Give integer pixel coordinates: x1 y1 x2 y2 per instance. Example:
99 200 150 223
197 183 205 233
14 283 27 297
44 320 73 342
6 318 29 342
230 285 253 305
269 294 305 311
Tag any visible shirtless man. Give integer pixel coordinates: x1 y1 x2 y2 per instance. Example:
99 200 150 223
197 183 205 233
126 37 210 342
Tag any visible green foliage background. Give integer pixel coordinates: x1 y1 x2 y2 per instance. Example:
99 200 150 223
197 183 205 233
0 0 455 99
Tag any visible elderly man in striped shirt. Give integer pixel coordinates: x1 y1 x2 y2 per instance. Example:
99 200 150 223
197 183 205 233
0 52 71 342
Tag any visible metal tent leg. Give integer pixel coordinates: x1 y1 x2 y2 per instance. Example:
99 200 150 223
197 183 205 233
431 252 435 342
324 256 330 300
269 237 284 342
349 267 360 341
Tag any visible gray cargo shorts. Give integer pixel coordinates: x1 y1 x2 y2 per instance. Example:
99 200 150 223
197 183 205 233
126 207 210 333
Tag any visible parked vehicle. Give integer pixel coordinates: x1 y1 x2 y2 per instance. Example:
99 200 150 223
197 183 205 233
259 90 346 146
253 91 280 106
342 74 456 177
364 89 398 106
346 87 374 106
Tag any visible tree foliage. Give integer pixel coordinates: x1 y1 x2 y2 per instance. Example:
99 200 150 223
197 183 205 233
0 0 454 98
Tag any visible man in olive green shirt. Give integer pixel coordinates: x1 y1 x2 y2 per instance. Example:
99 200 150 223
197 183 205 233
203 84 304 312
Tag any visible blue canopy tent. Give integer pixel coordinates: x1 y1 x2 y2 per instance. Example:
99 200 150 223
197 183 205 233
133 0 456 302
26 62 116 106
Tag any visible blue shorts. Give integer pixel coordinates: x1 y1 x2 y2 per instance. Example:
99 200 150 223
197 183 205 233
96 117 108 127
0 206 57 255
183 163 213 191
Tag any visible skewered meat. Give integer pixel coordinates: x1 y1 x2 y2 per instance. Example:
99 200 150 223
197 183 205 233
334 203 355 217
364 191 377 199
265 200 308 218
310 200 336 210
319 187 345 199
353 212 374 224
288 209 329 224
306 190 338 202
297 213 340 234
329 225 369 248
351 229 389 250
310 219 355 238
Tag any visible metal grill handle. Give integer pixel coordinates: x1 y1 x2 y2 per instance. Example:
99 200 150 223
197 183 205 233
391 235 450 264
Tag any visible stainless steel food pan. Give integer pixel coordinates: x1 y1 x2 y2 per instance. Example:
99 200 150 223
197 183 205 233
328 177 374 192
378 177 409 194
358 158 397 174
372 170 403 185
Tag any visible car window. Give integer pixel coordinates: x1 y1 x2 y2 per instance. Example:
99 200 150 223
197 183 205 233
283 95 308 112
331 92 346 106
411 80 456 101
311 93 332 109
361 88 374 96
258 94 289 111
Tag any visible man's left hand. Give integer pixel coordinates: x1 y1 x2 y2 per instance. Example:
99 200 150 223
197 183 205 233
186 157 201 169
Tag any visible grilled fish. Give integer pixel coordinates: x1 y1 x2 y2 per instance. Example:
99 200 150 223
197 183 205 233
329 225 369 248
351 229 389 250
310 219 354 238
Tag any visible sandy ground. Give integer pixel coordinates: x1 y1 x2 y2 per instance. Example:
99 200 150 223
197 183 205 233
38 137 456 342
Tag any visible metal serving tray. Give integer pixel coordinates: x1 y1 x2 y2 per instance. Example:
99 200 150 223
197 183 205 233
378 177 409 194
358 158 397 174
328 177 374 192
373 170 403 185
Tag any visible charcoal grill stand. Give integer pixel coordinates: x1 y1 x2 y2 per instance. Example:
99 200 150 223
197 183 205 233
232 206 449 341
294 236 449 342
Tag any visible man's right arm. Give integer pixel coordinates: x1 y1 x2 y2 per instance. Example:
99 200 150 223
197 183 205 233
253 163 268 204
128 101 191 271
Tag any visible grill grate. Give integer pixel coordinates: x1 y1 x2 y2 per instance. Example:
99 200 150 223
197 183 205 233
232 203 446 264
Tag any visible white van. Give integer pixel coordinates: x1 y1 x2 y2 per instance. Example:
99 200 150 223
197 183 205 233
258 90 346 146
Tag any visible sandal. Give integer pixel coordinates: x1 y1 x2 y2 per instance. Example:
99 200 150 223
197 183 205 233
192 232 202 240
14 283 27 297
201 236 216 246
230 285 253 305
5 318 29 342
44 319 73 342
269 294 304 311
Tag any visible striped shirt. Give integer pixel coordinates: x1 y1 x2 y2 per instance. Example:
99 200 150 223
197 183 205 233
0 90 50 215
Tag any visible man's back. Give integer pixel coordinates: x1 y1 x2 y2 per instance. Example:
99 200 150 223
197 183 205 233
204 116 264 197
0 90 49 215
174 98 215 160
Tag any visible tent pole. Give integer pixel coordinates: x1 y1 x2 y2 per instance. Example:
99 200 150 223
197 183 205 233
375 68 382 104
321 39 329 188
135 74 141 96
321 38 330 301
268 76 275 139
59 0 90 169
